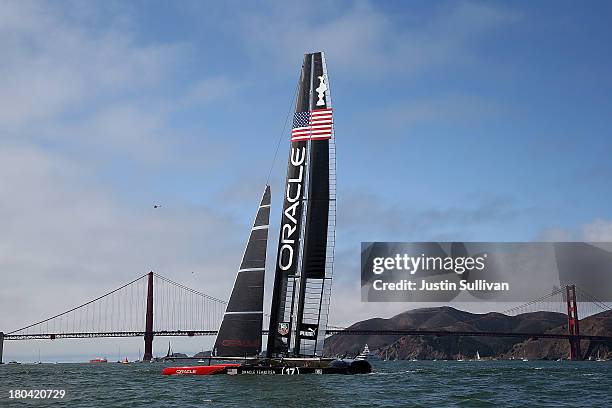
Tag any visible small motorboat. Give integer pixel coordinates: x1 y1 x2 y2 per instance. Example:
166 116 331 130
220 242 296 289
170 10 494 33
355 344 370 361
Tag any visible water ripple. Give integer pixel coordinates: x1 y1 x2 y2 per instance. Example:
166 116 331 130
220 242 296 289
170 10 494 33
1 361 611 407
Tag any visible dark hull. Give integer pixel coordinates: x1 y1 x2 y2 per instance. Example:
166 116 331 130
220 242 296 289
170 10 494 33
162 359 372 376
226 360 371 375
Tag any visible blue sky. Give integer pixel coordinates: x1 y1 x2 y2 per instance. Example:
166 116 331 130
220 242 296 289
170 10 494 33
1 0 612 359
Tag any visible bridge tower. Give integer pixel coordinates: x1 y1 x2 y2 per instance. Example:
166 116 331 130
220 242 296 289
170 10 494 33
143 272 154 361
0 331 4 364
566 284 581 360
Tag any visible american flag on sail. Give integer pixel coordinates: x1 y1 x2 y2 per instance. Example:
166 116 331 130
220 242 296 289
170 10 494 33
291 108 333 142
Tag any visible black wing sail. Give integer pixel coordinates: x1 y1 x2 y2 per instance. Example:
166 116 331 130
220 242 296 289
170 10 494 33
214 185 271 357
267 52 335 357
294 52 335 356
266 55 312 357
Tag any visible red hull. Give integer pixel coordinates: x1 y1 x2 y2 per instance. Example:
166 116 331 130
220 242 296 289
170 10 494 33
162 364 240 376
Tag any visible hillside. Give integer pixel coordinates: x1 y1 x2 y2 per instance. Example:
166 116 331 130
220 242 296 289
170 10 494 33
323 307 612 360
504 309 612 360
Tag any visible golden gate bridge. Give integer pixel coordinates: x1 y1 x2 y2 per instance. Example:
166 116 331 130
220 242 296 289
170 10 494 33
1 272 611 362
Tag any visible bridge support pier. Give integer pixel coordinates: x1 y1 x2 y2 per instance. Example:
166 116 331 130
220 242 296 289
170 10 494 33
143 272 154 361
0 332 4 364
566 285 582 361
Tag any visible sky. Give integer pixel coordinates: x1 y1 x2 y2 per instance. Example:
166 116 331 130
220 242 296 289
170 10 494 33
1 0 612 360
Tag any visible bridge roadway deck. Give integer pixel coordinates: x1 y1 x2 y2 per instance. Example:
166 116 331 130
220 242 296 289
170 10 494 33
5 329 612 342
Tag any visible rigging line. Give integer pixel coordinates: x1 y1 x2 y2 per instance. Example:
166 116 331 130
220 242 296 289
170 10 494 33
8 273 150 334
153 273 227 304
265 73 301 185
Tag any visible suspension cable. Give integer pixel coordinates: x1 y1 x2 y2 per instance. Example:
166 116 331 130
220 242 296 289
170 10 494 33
8 273 150 334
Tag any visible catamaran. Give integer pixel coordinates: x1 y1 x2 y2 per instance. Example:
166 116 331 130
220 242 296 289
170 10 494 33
163 52 371 376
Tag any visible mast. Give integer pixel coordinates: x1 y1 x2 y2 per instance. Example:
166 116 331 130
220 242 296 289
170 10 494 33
268 52 335 357
214 185 271 357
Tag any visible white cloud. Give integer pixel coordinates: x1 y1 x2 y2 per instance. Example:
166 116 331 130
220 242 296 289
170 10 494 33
240 1 518 77
0 141 242 323
0 139 248 359
535 219 612 242
582 219 612 241
0 1 183 131
0 2 243 359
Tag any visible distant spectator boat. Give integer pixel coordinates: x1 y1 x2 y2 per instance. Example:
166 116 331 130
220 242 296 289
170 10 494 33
355 344 370 360
89 357 107 363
